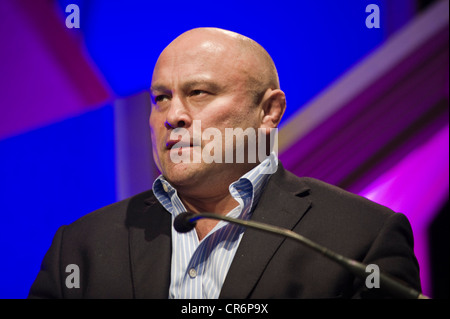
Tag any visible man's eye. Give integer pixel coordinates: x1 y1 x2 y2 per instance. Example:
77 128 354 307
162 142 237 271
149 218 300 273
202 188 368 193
154 95 169 103
190 90 207 96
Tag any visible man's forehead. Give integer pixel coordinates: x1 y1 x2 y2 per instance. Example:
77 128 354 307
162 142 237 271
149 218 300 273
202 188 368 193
151 44 242 89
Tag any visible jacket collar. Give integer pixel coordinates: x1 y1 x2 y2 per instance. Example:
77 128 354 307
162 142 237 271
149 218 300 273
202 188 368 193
126 192 172 298
219 164 312 298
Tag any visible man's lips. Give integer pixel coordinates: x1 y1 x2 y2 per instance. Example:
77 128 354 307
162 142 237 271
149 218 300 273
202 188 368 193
165 140 199 150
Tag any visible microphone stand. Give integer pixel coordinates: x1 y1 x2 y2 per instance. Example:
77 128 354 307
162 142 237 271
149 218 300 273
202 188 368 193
175 212 429 299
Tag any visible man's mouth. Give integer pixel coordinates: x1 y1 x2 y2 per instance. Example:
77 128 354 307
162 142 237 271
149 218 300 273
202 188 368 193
165 140 198 150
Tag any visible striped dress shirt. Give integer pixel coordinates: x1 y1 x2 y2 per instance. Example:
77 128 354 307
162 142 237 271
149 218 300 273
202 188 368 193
152 153 278 299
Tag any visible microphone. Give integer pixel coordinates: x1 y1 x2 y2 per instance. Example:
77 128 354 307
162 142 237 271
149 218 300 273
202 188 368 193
173 211 429 299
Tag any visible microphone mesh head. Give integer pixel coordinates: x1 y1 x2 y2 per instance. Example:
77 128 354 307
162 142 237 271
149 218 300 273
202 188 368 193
173 212 197 233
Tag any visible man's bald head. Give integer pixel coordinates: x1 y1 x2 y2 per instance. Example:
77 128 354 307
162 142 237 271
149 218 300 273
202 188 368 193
154 27 280 104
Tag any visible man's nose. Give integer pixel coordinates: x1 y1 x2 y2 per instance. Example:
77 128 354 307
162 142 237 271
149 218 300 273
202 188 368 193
164 97 191 129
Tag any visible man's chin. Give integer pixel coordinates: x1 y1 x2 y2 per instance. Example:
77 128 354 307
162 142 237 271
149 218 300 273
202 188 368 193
161 162 208 187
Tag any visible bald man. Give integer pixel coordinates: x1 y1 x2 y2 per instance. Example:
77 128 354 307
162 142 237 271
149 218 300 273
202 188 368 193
28 28 421 299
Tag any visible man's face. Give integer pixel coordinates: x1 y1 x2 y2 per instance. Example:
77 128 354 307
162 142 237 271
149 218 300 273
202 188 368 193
149 36 263 189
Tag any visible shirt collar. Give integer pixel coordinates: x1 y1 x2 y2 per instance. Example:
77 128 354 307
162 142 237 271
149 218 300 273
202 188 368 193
152 152 278 217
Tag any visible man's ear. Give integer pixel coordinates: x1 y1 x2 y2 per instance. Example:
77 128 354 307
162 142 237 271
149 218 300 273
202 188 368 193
260 89 286 129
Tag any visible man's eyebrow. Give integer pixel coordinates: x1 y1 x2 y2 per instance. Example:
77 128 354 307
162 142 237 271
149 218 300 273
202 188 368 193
150 80 224 94
149 84 169 93
182 79 223 91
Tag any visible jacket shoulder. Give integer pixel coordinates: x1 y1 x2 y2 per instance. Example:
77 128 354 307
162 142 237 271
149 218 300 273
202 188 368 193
63 189 156 239
272 167 395 215
299 176 394 214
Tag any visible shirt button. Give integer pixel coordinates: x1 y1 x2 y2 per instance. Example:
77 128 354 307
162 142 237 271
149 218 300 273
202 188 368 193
162 183 169 192
189 268 197 278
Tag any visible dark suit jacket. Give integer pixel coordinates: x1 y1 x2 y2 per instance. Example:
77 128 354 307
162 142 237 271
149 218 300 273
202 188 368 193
28 166 421 298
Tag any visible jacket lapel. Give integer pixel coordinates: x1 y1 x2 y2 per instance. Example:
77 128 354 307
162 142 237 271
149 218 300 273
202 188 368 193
126 193 172 298
219 166 312 298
